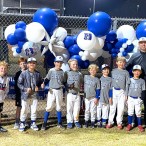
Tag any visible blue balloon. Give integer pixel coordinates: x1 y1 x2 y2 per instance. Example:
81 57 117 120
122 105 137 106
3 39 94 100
136 21 146 39
87 11 112 37
14 28 26 41
33 8 58 34
122 51 128 57
16 47 22 53
115 38 128 48
111 48 117 53
125 44 134 52
82 60 90 69
7 33 18 45
106 31 117 42
68 44 81 56
18 41 26 49
71 55 83 67
15 21 26 30
73 35 77 44
64 36 75 48
111 53 117 58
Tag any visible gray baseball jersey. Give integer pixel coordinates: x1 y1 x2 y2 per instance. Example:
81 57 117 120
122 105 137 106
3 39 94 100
112 68 130 96
84 75 100 99
100 76 112 104
65 70 83 94
45 68 65 89
128 78 145 97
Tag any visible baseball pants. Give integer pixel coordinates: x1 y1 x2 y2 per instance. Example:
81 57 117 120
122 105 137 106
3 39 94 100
67 93 80 123
108 88 126 125
46 89 63 112
97 102 109 121
20 98 38 122
84 98 96 122
128 96 142 117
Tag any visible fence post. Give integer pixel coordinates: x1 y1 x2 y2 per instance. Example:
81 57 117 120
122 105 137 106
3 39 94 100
112 18 118 31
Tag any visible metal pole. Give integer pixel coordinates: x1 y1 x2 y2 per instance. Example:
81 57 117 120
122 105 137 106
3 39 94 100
20 0 22 14
0 0 4 13
93 0 95 13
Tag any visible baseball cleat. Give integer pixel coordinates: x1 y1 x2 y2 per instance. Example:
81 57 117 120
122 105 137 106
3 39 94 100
126 124 132 131
138 125 145 132
14 122 19 129
83 121 89 128
57 124 65 129
117 124 123 130
106 124 113 129
91 122 95 129
0 126 7 132
30 122 39 131
67 123 73 129
19 122 25 132
41 123 47 131
75 122 81 128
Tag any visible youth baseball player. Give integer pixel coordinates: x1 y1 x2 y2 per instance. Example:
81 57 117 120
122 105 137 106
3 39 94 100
97 64 112 128
84 64 100 128
126 65 145 132
65 59 83 129
41 56 65 130
18 57 42 132
106 57 130 129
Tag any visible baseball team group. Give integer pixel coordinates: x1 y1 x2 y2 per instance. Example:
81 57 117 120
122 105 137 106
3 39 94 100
1 37 146 133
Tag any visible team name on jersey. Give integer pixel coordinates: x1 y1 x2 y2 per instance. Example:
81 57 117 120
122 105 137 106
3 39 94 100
112 74 125 81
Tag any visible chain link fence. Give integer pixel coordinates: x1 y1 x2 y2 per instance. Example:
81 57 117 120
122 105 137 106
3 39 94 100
1 13 145 123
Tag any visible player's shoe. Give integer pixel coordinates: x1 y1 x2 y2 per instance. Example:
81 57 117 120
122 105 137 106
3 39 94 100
67 123 73 129
102 122 106 128
0 126 7 132
57 124 65 129
91 122 95 129
30 122 39 131
75 122 81 128
106 124 113 129
97 122 102 128
117 124 123 130
138 125 145 132
14 122 19 129
19 122 25 132
83 121 89 128
126 124 132 131
41 123 47 131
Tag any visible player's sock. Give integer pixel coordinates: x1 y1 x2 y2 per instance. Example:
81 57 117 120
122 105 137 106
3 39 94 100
57 111 62 124
137 117 142 125
44 111 50 123
102 119 107 123
128 115 133 124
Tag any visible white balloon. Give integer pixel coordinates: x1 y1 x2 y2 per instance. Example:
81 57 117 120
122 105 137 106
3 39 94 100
84 50 89 56
11 45 18 52
82 55 87 61
117 25 136 41
61 63 70 72
4 24 15 39
122 43 127 49
126 40 132 45
52 27 67 42
102 51 111 58
79 51 84 56
132 46 139 53
118 52 123 57
26 22 45 43
120 47 125 52
132 39 139 47
77 31 96 51
22 41 41 58
13 51 19 57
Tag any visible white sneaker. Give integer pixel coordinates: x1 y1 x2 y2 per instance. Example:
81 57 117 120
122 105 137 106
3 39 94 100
31 122 39 131
19 122 25 132
14 123 19 129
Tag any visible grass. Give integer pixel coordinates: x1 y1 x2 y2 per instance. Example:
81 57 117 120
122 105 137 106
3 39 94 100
0 122 146 146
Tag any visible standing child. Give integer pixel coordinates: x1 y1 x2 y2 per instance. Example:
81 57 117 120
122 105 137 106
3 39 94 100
0 61 9 132
84 64 100 128
65 59 83 129
41 56 65 130
14 58 27 129
96 64 112 128
18 57 42 132
106 57 130 129
126 65 145 132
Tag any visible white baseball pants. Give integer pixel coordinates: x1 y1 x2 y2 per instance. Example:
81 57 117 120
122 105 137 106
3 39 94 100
46 89 63 112
67 93 80 123
97 102 109 121
20 98 38 122
128 96 142 117
108 88 126 125
84 98 96 122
